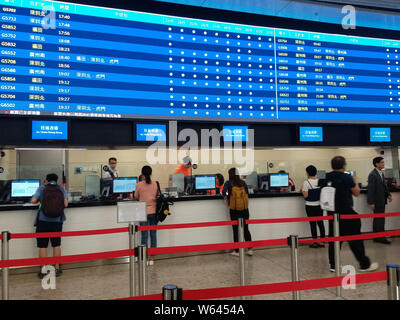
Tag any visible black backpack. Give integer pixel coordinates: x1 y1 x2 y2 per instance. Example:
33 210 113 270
156 181 173 222
42 184 65 218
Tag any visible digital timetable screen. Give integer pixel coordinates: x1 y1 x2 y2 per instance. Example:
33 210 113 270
1 1 400 123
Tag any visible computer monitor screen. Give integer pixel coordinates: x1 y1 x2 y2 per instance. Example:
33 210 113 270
113 177 137 193
136 124 167 142
299 126 323 142
195 175 216 190
32 121 68 140
269 173 289 188
222 126 248 142
370 128 391 142
11 180 40 198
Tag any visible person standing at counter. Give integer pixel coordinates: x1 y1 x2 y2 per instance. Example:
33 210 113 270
103 157 119 179
324 156 378 272
222 168 253 256
135 165 159 266
31 173 68 279
367 157 392 244
301 165 325 248
174 156 192 176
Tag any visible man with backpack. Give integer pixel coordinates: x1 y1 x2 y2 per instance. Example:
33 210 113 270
321 156 378 273
31 173 69 279
222 168 253 257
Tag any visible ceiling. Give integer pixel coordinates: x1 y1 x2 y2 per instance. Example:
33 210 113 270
310 0 400 10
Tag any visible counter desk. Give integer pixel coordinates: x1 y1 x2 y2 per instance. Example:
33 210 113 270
1 191 400 263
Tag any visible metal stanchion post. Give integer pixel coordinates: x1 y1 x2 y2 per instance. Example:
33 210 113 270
163 284 182 300
387 264 400 300
128 222 136 297
1 231 10 300
333 213 341 297
238 218 246 300
288 235 300 300
138 244 147 296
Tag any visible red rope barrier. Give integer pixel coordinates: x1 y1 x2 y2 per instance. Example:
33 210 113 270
299 229 400 244
147 238 288 256
10 227 129 239
0 249 135 268
117 293 163 300
182 271 387 300
138 220 237 231
247 216 333 225
341 212 400 220
116 271 387 300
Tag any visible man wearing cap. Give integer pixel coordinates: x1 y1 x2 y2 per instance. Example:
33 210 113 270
174 156 192 177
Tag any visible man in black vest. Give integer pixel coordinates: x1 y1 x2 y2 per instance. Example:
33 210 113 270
367 157 392 244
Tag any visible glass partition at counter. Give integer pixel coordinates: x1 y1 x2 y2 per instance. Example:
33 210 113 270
66 157 378 196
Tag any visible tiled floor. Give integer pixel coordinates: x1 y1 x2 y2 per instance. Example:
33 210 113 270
1 238 398 300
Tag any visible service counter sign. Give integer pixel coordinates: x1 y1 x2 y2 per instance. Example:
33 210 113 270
370 128 391 142
299 126 323 142
32 121 68 140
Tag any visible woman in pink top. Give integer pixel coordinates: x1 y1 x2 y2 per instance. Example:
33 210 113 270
135 166 159 265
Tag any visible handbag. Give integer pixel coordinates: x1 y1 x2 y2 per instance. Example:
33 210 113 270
156 181 173 222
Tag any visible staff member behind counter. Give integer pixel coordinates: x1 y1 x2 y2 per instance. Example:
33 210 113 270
103 157 119 179
206 173 225 195
174 156 192 176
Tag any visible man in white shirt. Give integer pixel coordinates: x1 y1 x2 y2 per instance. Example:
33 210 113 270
103 157 119 179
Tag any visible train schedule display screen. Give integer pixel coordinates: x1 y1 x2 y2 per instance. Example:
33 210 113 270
1 0 400 123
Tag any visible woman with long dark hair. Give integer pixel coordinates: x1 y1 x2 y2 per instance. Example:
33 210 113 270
134 165 159 265
222 168 253 256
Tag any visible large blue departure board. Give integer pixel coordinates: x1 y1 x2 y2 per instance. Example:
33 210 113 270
0 0 400 123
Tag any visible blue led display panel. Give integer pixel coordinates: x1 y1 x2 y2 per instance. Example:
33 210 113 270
370 127 391 142
299 126 323 142
136 124 166 141
31 120 68 140
1 0 400 123
222 125 248 141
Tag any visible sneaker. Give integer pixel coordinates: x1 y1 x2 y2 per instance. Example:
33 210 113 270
38 271 45 279
329 266 335 272
309 243 319 248
359 262 379 272
246 249 254 256
55 268 63 277
230 251 240 257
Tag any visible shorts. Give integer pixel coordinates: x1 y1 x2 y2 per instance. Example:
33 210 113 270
36 220 63 248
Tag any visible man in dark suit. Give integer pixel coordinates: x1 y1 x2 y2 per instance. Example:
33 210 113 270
367 157 392 244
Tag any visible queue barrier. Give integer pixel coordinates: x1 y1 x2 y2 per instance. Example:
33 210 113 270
1 210 400 300
117 270 389 300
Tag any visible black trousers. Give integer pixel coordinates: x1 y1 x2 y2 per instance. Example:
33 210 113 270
373 205 386 240
328 210 370 270
305 205 326 240
230 209 252 252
